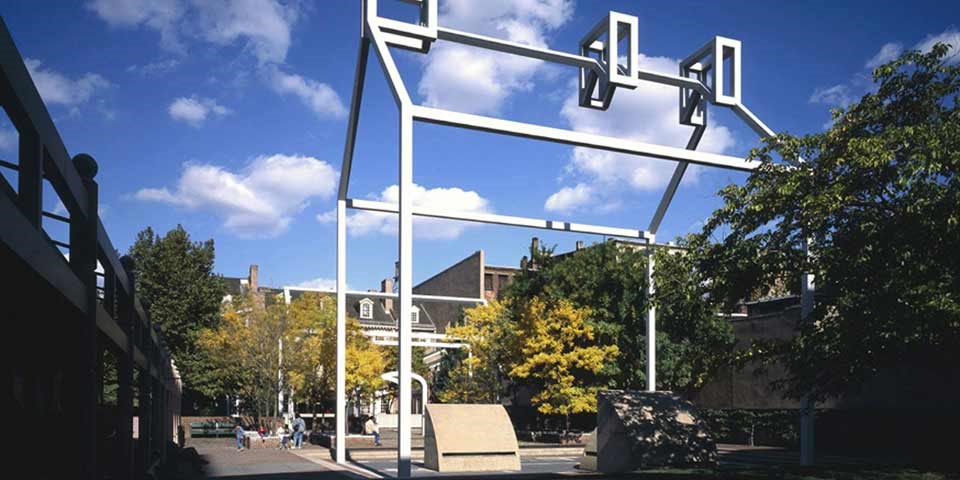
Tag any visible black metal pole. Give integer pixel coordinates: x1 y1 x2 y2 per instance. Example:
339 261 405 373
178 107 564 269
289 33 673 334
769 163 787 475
69 153 99 480
118 257 136 480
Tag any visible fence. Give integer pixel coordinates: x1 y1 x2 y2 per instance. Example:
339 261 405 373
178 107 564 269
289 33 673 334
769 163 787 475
0 17 181 479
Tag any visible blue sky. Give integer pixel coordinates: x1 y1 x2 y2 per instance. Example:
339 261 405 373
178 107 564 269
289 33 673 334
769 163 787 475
1 0 957 291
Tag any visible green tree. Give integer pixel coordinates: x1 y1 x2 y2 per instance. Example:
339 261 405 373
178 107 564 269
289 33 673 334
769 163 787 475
696 44 960 401
653 238 738 394
128 225 224 412
508 297 619 433
506 239 735 393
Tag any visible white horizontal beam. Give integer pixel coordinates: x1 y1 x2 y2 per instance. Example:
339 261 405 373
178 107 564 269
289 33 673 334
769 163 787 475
347 198 652 240
438 27 601 71
364 331 462 341
436 27 710 96
410 105 757 172
372 339 469 349
345 289 485 304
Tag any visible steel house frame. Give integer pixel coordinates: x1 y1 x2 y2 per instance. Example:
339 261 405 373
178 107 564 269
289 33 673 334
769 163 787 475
335 2 807 476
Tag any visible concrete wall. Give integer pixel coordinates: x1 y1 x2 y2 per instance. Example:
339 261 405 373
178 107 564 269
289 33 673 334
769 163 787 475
693 306 805 409
413 251 483 332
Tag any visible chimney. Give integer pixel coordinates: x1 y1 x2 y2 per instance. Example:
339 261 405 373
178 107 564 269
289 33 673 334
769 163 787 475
576 240 584 251
381 278 394 313
531 237 540 253
249 264 259 292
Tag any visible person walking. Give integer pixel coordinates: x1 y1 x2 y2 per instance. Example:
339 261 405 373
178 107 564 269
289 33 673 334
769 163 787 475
233 423 245 451
277 424 289 450
365 416 381 446
292 414 306 449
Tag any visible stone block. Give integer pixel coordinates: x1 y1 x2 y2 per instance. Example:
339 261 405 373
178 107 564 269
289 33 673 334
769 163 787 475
423 404 521 472
596 390 717 472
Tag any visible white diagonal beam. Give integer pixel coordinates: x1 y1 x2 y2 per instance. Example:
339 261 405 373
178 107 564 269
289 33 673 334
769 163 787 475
347 198 652 240
648 125 706 234
338 39 370 200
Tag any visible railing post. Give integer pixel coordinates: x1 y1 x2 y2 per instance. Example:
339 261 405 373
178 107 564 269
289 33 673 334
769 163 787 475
17 127 42 226
138 318 153 477
68 153 99 480
118 256 137 480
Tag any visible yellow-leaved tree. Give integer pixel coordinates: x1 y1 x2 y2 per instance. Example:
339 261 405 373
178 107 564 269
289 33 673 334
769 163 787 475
509 297 619 433
346 317 387 409
198 293 285 419
284 293 336 426
438 300 510 403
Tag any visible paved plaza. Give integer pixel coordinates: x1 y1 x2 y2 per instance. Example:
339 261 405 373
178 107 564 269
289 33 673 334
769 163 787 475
190 436 907 479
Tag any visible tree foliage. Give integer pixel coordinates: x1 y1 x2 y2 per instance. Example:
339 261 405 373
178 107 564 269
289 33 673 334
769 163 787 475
198 293 284 419
200 291 388 419
128 225 224 409
345 317 387 403
508 297 619 429
505 239 735 393
437 301 511 403
284 293 336 419
696 45 960 401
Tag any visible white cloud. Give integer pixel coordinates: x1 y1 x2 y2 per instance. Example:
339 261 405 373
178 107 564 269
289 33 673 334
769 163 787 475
549 54 736 213
269 68 346 118
89 0 340 119
291 277 337 292
24 58 109 107
336 184 493 240
812 29 960 111
87 0 297 64
417 0 573 115
544 183 596 214
195 0 298 65
865 42 903 69
135 154 337 237
809 84 854 107
127 58 180 75
915 29 960 64
168 96 232 126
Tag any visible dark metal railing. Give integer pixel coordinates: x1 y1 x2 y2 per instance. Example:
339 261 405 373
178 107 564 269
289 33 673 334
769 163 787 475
0 16 181 480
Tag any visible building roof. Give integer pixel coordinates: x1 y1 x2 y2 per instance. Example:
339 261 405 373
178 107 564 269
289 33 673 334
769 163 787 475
221 276 246 296
285 287 436 332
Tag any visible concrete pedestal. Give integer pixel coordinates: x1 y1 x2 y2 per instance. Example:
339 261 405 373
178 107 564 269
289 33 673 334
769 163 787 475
423 404 521 472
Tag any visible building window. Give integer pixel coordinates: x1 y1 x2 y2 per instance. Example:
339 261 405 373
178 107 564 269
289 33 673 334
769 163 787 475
498 274 510 289
484 273 494 291
411 306 420 323
359 299 373 320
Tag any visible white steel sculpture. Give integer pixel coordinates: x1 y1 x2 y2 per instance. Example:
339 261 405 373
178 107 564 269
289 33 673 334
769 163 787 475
335 1 807 476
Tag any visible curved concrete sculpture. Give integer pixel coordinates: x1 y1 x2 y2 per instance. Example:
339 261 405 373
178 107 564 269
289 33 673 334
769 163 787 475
595 390 717 472
423 404 521 472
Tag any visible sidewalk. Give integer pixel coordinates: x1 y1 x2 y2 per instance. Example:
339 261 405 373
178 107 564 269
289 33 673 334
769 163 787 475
190 438 373 479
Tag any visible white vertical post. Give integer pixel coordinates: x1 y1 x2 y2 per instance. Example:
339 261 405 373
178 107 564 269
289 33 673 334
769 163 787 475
800 238 815 466
397 108 414 478
646 235 657 392
335 199 347 463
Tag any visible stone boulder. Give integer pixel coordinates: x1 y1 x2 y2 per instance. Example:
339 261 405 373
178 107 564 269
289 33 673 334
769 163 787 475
595 390 717 472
